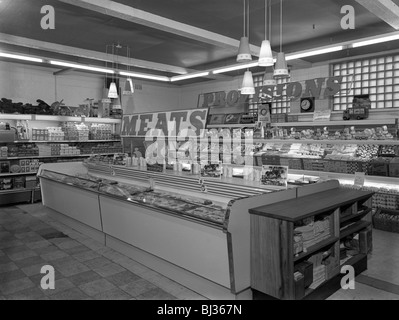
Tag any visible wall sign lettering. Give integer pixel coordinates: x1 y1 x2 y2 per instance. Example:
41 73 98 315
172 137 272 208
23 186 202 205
121 108 209 138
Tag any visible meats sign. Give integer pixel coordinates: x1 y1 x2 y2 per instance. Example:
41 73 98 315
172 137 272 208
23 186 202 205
121 108 209 138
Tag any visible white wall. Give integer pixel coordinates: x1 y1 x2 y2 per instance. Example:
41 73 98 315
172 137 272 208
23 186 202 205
120 79 182 114
0 61 184 114
0 60 331 115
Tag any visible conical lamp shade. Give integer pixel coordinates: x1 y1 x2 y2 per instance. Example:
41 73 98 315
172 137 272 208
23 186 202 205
273 52 289 79
258 40 274 66
237 37 252 62
127 78 134 93
112 96 122 110
123 78 134 95
240 71 255 95
263 71 277 86
108 82 119 98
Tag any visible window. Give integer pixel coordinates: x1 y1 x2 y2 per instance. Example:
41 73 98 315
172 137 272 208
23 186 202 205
248 74 291 115
332 54 399 111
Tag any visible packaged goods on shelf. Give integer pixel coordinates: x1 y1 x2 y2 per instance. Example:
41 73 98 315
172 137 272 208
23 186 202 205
62 122 89 141
373 209 399 233
25 176 38 189
0 177 12 190
368 157 391 176
47 127 64 141
294 217 331 251
0 146 8 158
89 123 113 140
12 176 25 189
32 128 49 141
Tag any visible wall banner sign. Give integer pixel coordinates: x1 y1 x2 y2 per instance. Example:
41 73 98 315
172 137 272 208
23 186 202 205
121 108 209 138
199 76 350 108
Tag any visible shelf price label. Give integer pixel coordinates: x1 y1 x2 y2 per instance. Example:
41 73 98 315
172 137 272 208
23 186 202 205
354 172 365 187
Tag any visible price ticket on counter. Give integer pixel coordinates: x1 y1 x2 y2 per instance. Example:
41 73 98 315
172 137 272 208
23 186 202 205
354 172 366 187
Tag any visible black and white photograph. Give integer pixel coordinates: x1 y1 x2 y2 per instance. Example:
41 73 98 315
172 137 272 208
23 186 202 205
1 0 399 310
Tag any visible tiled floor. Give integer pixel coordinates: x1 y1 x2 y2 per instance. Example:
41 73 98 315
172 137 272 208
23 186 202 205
0 204 207 300
1 203 399 300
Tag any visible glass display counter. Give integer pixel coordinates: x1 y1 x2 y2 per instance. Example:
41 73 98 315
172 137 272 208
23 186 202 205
38 161 340 299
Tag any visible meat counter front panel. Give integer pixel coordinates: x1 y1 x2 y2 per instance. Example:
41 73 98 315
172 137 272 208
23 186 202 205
39 168 228 226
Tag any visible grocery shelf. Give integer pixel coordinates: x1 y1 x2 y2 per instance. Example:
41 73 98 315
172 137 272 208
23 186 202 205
269 119 397 127
2 153 118 160
251 139 399 145
3 140 121 144
339 253 367 269
0 114 32 120
288 169 399 189
340 220 371 239
207 124 256 128
0 114 121 124
0 172 37 177
207 119 396 129
340 208 372 224
0 188 37 195
293 236 339 262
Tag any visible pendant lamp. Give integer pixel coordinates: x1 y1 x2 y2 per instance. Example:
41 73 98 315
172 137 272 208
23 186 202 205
237 0 252 62
274 0 289 79
240 70 255 95
108 82 119 98
123 78 134 95
263 70 277 86
258 0 274 67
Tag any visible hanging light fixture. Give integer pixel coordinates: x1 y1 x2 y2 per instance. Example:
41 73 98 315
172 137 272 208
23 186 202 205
258 0 273 67
263 70 276 86
274 0 289 79
237 0 252 62
124 78 134 94
263 0 276 86
241 70 255 95
108 44 119 98
108 82 119 98
123 46 135 95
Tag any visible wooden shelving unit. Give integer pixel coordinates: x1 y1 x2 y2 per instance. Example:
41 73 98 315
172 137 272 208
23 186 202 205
249 182 374 300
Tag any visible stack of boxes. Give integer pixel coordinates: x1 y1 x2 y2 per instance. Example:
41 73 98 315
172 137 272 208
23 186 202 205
19 159 40 173
59 144 81 156
0 177 12 190
62 123 89 141
47 127 65 141
38 145 52 157
32 129 49 141
90 124 113 140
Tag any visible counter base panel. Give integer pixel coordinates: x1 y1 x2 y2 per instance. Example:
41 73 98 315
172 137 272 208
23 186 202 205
99 195 231 289
40 179 102 231
106 235 252 300
0 190 32 206
41 205 106 244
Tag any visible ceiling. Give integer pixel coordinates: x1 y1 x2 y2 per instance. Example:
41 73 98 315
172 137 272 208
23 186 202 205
1 0 399 84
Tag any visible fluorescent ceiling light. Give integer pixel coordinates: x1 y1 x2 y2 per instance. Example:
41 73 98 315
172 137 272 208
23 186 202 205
50 60 114 74
353 34 399 48
170 72 209 82
120 71 170 82
286 46 344 60
213 62 259 74
0 52 43 63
